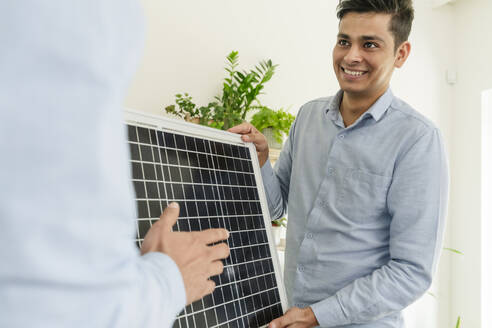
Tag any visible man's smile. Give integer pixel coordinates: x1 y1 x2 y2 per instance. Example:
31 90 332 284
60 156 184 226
341 66 368 78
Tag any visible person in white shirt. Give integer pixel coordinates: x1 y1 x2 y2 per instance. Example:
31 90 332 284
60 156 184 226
0 1 229 327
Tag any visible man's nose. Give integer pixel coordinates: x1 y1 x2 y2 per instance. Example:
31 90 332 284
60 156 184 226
344 45 363 63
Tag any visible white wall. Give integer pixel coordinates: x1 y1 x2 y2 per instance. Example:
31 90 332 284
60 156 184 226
125 0 338 116
482 89 492 328
449 1 492 327
125 1 456 327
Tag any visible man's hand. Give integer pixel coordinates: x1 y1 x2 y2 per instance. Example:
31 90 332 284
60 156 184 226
228 122 269 167
268 307 319 328
141 202 230 305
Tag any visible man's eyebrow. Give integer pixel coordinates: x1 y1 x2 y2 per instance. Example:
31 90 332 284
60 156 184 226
337 33 386 44
337 33 350 39
361 35 386 43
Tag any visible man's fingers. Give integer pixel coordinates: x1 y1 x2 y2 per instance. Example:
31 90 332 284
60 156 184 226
236 129 267 148
208 260 224 277
207 243 230 260
190 279 216 304
240 133 255 143
242 132 266 148
269 309 298 328
160 202 180 230
268 315 288 328
196 228 229 245
228 122 254 135
228 123 269 154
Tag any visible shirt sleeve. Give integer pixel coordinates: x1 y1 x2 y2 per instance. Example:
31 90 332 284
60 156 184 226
260 113 299 221
134 253 187 328
0 2 187 327
310 128 449 327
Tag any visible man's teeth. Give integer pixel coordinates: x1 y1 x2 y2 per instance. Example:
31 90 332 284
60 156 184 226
344 68 365 76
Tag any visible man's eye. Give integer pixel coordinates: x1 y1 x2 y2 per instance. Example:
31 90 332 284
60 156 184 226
364 42 378 48
338 39 349 46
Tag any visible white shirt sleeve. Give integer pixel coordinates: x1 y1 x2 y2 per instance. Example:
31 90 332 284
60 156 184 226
0 1 186 327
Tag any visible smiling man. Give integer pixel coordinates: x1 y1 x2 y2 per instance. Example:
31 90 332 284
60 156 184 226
229 0 449 327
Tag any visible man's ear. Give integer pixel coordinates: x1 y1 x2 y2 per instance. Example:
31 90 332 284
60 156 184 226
395 41 411 68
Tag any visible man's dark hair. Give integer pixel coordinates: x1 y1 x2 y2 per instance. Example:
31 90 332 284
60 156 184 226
336 0 414 51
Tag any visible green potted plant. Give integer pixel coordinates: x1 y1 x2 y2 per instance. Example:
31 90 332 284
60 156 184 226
250 106 295 149
271 217 287 246
165 51 277 130
164 93 212 125
272 217 287 228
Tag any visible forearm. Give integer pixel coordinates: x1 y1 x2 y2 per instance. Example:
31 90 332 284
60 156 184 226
260 160 287 220
311 258 434 326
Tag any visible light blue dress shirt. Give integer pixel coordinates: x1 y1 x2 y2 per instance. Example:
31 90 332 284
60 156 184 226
261 88 448 327
0 1 185 327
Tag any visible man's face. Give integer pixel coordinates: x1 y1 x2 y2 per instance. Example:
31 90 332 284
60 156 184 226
333 12 406 99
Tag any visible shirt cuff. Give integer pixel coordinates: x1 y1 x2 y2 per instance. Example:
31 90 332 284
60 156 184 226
141 252 186 316
310 294 350 327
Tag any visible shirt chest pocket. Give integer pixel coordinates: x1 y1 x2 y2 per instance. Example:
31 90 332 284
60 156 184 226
336 168 392 223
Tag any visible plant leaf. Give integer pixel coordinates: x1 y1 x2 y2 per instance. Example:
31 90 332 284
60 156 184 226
444 247 464 255
426 291 437 298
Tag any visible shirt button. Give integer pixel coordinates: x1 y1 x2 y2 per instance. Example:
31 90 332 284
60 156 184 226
339 134 345 139
327 167 334 175
306 233 313 239
298 265 305 272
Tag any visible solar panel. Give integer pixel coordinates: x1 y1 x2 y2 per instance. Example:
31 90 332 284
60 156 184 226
125 109 287 328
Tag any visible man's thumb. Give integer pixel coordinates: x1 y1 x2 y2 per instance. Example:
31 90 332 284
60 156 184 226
160 202 180 230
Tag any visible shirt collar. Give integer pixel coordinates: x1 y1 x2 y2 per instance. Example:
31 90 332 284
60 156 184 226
325 88 394 123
